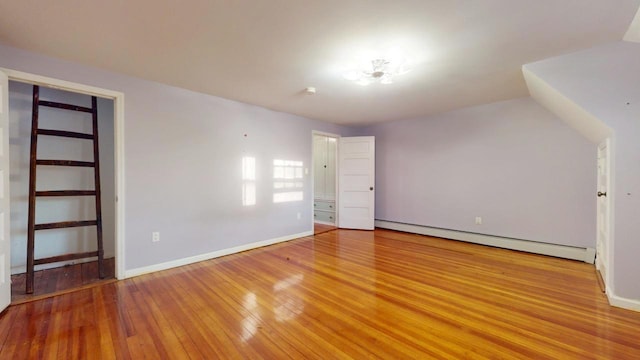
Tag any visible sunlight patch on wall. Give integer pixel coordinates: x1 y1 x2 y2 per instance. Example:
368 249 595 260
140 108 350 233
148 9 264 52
273 159 303 203
242 157 256 206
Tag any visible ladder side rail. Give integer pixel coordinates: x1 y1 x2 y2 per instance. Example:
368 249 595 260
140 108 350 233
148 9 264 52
26 86 40 294
91 96 105 279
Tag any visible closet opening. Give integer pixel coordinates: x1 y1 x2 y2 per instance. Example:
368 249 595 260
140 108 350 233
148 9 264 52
312 132 338 235
8 80 117 303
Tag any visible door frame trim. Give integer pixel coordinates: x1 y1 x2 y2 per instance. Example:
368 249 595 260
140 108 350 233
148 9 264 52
1 67 126 280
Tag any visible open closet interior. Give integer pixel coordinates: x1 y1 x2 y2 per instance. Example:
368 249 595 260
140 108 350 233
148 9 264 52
8 81 116 302
313 134 337 226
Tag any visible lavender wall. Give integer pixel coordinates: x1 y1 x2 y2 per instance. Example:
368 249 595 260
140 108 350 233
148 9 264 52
357 97 596 248
0 43 349 271
524 41 640 301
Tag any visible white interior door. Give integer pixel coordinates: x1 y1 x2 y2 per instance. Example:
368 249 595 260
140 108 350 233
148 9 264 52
596 139 610 289
0 71 11 311
338 136 375 230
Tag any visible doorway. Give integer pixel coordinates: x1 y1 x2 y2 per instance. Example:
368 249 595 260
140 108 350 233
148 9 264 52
596 138 611 292
1 69 124 303
312 132 338 235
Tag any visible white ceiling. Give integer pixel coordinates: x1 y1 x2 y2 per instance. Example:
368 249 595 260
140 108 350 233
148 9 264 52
1 0 638 126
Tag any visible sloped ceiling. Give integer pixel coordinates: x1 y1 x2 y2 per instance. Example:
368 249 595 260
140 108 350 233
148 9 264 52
0 0 638 125
523 68 612 144
624 7 640 42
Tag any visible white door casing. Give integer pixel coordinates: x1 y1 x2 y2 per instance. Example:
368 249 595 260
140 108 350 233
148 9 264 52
596 139 611 290
338 136 375 230
0 71 11 312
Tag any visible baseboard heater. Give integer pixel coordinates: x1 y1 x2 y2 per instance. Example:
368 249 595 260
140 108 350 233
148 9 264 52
375 220 596 264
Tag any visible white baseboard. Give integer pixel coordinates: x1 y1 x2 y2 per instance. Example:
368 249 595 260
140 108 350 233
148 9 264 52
375 220 596 263
124 230 313 279
608 293 640 312
11 253 116 275
314 220 336 226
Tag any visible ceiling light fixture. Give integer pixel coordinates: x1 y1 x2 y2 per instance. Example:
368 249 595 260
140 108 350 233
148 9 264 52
342 58 410 86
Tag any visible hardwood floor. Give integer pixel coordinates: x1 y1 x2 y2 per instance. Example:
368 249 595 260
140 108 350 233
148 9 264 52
1 229 639 359
11 258 116 304
313 222 337 235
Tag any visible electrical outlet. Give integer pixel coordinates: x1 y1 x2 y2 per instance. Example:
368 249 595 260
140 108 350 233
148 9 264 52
297 212 301 220
475 217 482 225
152 232 160 242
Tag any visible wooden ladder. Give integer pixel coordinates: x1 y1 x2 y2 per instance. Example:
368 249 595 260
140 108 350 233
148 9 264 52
26 85 104 294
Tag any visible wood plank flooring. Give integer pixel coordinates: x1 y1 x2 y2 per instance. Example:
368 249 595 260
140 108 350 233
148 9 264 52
11 258 116 304
313 222 337 235
1 229 639 359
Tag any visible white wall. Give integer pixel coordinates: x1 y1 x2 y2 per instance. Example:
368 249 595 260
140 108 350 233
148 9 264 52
357 97 596 248
8 81 115 273
0 42 349 273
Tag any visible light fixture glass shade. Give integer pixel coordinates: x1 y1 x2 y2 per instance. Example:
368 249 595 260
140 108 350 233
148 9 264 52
343 58 409 86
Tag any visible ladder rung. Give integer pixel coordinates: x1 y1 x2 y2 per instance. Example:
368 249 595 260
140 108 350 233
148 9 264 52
34 251 99 266
36 160 95 167
38 129 93 140
39 100 93 113
35 220 98 230
36 190 96 197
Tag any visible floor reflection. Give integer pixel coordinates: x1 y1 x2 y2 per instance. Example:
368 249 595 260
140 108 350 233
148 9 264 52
240 292 261 342
273 274 304 322
239 274 305 342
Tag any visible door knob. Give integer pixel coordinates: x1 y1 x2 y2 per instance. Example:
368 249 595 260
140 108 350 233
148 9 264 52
597 191 607 197
370 187 374 191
